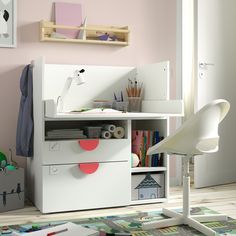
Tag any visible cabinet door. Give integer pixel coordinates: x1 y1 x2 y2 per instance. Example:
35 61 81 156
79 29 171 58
42 162 130 213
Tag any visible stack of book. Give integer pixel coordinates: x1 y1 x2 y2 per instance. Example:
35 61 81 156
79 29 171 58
46 129 87 140
132 130 164 167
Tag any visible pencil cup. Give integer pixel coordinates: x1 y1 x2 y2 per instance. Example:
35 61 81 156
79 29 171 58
128 97 142 112
114 101 128 112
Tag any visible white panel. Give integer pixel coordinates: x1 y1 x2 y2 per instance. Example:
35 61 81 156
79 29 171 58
195 0 236 187
43 64 135 111
42 162 130 213
142 100 184 114
27 57 45 209
136 61 170 100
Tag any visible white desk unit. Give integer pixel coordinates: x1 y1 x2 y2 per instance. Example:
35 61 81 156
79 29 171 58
27 57 183 213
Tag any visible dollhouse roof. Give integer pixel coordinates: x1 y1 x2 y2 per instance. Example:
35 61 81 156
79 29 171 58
135 173 161 189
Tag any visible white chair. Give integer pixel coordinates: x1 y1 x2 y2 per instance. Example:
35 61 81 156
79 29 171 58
142 99 230 236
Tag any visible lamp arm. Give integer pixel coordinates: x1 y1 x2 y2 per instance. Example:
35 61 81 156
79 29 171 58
57 77 73 112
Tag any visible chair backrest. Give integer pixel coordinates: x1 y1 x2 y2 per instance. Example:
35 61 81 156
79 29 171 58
147 99 230 156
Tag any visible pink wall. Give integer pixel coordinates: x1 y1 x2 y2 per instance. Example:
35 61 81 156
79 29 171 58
0 0 176 170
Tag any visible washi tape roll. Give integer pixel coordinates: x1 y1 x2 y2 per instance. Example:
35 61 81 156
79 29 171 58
101 130 112 139
113 127 125 139
102 124 116 133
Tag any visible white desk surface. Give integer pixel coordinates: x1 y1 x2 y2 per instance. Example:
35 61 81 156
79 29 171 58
45 112 183 121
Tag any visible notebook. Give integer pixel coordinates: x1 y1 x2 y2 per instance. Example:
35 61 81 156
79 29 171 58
55 2 82 39
12 222 99 236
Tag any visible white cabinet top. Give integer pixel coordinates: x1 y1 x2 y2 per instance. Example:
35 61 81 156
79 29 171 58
45 111 183 121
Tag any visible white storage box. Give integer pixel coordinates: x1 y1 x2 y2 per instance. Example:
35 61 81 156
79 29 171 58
0 168 24 212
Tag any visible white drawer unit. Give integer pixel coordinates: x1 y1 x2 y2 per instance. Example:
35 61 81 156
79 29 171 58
41 162 130 213
42 139 131 165
27 57 183 213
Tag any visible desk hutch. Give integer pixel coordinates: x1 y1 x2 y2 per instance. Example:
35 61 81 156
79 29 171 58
27 57 183 213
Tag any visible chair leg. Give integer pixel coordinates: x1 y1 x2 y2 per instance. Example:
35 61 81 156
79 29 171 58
162 208 182 218
192 214 228 222
142 217 184 230
142 157 221 235
185 217 218 236
183 157 191 218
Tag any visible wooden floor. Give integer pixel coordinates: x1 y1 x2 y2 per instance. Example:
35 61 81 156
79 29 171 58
0 183 236 226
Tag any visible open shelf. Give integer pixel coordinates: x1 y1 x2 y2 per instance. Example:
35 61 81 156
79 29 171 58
131 198 167 205
131 167 167 173
40 20 130 46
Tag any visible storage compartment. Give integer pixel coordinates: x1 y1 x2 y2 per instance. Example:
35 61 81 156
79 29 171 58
0 168 24 212
40 21 130 46
42 139 130 165
131 119 168 168
131 171 165 201
45 120 128 140
42 162 130 213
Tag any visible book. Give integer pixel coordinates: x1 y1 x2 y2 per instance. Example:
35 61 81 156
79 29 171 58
152 131 160 167
55 2 82 39
12 222 99 236
132 130 143 167
132 130 162 167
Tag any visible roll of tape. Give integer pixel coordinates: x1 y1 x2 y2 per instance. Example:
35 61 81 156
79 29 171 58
102 124 116 133
113 127 125 139
101 130 112 139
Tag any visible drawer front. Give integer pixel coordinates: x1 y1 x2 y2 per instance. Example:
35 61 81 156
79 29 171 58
42 162 131 213
42 139 130 165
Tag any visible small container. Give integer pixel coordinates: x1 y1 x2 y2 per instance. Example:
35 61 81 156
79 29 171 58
0 168 24 212
93 100 113 109
83 126 102 138
128 97 142 112
113 101 129 112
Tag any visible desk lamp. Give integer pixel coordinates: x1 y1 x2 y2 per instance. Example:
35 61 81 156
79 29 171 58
57 69 85 112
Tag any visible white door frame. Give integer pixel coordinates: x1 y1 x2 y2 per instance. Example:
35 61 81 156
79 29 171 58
173 0 196 186
170 0 183 186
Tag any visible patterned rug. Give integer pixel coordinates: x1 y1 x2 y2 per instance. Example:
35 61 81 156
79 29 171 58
2 207 236 235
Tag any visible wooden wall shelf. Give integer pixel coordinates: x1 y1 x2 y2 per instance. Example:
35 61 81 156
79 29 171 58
40 20 130 46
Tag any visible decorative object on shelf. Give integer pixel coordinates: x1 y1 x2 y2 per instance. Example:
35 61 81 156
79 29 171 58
0 167 24 212
0 149 18 171
0 0 16 47
83 126 102 139
113 91 128 112
97 32 117 41
126 78 143 112
77 16 87 40
113 126 125 139
54 2 82 39
57 69 85 113
0 151 7 169
40 21 129 46
131 153 139 167
101 130 112 139
102 124 116 133
131 172 165 201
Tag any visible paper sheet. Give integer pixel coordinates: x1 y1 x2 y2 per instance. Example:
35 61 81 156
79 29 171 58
12 222 99 236
55 2 82 39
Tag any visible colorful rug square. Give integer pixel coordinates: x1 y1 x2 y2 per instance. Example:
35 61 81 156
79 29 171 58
1 207 236 235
